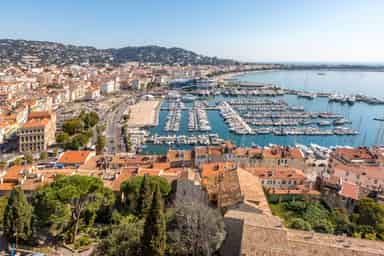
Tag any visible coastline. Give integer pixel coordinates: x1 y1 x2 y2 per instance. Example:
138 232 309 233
212 69 278 82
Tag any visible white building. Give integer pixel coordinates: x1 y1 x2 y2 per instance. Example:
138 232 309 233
101 81 115 94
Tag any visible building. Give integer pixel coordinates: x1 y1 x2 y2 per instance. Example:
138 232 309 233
322 147 384 209
101 80 116 94
18 111 56 153
200 162 239 206
57 150 95 167
260 146 305 170
245 167 307 191
166 150 193 168
220 168 384 256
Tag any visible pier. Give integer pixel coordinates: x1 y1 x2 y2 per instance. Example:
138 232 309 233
188 101 212 132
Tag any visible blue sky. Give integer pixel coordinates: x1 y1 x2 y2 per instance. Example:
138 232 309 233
1 0 383 62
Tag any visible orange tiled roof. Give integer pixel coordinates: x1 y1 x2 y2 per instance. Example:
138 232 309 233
335 147 377 162
22 118 49 129
108 168 137 192
201 162 237 187
334 164 384 181
3 165 31 181
263 146 303 159
137 167 163 176
0 183 16 191
28 111 52 120
245 167 306 180
152 162 171 170
57 151 93 165
339 182 359 200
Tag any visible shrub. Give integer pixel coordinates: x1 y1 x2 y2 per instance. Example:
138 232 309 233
289 218 312 231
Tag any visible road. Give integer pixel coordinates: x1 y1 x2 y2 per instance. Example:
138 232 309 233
104 95 133 153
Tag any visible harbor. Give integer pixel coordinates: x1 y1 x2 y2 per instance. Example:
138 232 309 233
138 70 384 153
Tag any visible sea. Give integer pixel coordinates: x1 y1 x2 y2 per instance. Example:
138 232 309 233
143 70 384 154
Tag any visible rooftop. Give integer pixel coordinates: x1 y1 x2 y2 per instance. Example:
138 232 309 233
57 151 94 165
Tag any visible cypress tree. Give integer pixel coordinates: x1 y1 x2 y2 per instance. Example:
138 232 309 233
3 187 32 245
142 184 166 256
137 174 152 217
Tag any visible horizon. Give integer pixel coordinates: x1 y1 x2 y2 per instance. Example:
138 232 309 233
1 1 384 63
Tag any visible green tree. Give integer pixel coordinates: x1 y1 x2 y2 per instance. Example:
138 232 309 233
0 196 8 229
3 188 32 244
96 135 106 155
94 217 144 256
32 186 72 240
142 184 166 256
33 175 111 243
66 133 90 150
354 198 384 228
56 132 70 144
39 151 48 161
289 218 312 231
24 152 33 164
81 111 99 130
63 119 84 135
137 175 153 217
0 161 7 170
12 158 23 166
120 175 171 215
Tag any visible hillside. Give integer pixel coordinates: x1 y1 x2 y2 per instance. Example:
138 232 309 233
0 39 235 66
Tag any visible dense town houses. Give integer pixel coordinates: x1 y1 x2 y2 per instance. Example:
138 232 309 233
321 146 384 211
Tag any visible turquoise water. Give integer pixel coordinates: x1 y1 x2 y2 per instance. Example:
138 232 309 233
143 70 384 154
233 70 384 97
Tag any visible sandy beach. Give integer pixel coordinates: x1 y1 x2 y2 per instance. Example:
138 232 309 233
126 100 161 128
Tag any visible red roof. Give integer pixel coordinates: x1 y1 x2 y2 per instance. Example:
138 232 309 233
57 151 93 165
339 182 359 200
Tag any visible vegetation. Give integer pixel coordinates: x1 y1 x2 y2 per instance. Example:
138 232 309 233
95 176 225 256
59 111 100 150
167 198 226 255
39 151 48 161
268 195 384 240
0 160 7 170
122 124 133 152
142 184 166 256
32 175 114 243
120 175 171 214
0 174 224 254
0 196 8 229
3 188 32 244
24 152 34 164
95 216 144 255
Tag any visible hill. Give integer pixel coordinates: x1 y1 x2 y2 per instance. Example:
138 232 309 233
0 39 235 66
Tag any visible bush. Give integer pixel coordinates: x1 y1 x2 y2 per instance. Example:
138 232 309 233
74 236 91 249
284 201 307 212
312 220 334 234
289 218 312 231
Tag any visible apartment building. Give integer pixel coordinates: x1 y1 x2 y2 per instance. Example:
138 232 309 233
245 167 307 190
18 111 56 152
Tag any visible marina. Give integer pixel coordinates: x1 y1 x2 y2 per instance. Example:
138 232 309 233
146 133 223 145
141 70 384 153
188 101 212 131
